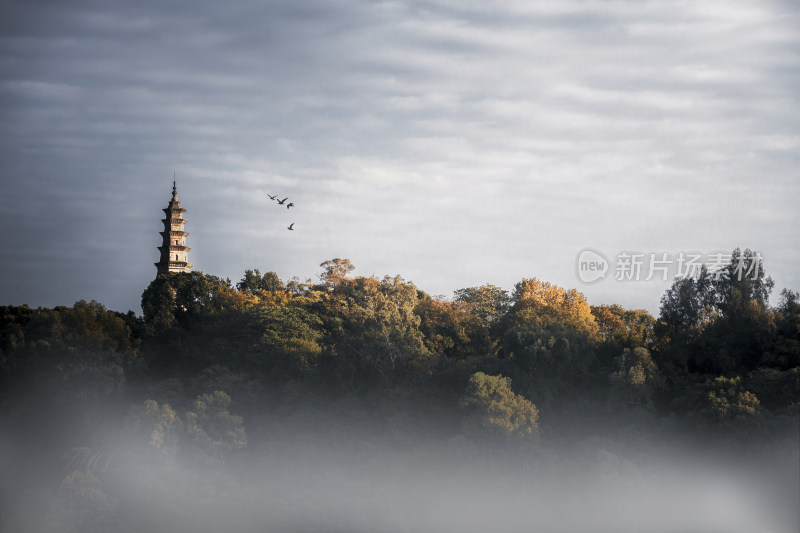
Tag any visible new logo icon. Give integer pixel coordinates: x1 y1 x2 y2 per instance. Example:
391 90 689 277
576 248 609 284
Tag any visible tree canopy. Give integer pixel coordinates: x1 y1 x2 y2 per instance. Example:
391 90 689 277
0 249 796 515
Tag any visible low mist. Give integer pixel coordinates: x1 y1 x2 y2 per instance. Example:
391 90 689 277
1 261 798 532
2 407 797 533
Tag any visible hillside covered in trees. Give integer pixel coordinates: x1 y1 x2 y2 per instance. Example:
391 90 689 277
1 249 798 532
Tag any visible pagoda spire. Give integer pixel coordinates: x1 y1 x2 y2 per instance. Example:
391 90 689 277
155 181 192 275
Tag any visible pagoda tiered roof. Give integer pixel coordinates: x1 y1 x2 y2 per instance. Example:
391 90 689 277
154 181 193 275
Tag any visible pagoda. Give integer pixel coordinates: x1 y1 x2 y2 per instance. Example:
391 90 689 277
155 181 192 275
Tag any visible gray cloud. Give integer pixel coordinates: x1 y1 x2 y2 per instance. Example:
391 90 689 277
1 0 797 312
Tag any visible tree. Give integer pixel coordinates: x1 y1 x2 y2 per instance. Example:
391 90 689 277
322 275 430 388
504 322 594 378
704 248 775 372
52 470 117 533
609 347 663 411
247 302 323 377
237 269 285 295
319 258 355 290
771 289 800 369
711 248 773 312
704 376 760 420
141 271 241 328
656 250 777 374
461 372 539 447
592 304 656 373
415 295 493 359
506 278 599 339
591 305 654 349
498 279 599 404
0 302 131 447
185 390 246 465
657 268 715 341
286 276 314 296
745 367 799 411
3 300 135 361
140 272 254 374
140 275 179 330
57 300 136 355
136 399 180 463
453 284 511 326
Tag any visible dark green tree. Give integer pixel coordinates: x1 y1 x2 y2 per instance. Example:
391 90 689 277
415 295 494 359
247 302 323 377
323 275 429 388
656 268 716 342
453 284 511 326
704 248 775 372
770 289 800 369
185 390 246 464
237 269 285 295
461 372 539 447
141 271 238 329
657 249 777 374
609 347 663 412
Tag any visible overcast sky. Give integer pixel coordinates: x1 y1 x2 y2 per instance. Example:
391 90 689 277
1 0 798 314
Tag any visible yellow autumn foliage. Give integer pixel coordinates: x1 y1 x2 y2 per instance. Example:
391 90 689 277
511 278 599 339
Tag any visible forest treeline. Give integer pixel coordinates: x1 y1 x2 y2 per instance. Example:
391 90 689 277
2 248 799 531
1 248 798 468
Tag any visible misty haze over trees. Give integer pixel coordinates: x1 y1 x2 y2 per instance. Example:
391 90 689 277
1 249 797 532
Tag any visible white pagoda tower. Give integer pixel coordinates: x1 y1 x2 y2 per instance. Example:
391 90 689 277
155 181 192 275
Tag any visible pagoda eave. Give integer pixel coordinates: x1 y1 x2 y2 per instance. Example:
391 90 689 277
154 262 193 270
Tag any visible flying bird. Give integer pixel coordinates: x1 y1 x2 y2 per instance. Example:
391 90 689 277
277 197 289 205
287 223 294 230
286 202 294 209
267 194 277 200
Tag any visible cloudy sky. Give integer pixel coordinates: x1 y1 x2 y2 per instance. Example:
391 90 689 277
1 0 798 314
